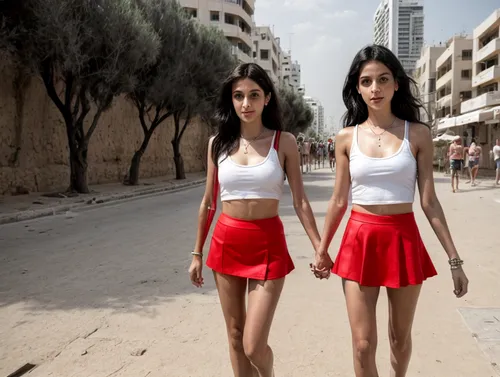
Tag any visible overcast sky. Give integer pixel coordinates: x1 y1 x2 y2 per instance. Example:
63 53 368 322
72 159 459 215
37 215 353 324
254 0 499 131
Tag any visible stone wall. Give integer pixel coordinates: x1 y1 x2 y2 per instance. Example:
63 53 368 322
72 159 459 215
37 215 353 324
0 56 209 195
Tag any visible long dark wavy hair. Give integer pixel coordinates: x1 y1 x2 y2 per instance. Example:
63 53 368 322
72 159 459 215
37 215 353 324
341 44 425 128
211 63 283 166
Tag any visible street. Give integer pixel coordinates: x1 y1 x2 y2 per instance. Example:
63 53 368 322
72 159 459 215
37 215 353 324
1 169 499 377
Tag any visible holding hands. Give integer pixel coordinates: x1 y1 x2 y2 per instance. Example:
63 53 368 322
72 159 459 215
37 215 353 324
310 249 333 280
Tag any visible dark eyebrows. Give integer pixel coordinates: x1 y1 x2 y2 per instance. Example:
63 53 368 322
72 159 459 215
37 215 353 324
359 72 391 80
232 89 262 94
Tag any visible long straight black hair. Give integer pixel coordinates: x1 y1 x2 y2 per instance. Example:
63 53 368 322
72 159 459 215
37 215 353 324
341 44 425 128
211 63 283 166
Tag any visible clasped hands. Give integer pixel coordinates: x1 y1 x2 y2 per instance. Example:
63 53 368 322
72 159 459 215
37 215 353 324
310 250 333 280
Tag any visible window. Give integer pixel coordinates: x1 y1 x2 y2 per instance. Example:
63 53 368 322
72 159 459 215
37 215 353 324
461 69 472 79
462 50 472 60
210 11 220 21
184 8 197 18
260 49 269 60
460 91 472 100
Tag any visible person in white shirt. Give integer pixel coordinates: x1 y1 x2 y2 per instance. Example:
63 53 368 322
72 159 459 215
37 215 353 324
493 138 500 185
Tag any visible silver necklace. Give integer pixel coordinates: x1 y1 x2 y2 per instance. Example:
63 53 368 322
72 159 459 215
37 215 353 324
241 129 266 154
367 118 397 147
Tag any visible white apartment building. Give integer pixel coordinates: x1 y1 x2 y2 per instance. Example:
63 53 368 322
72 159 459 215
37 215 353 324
304 97 325 136
179 0 255 63
435 36 473 121
436 9 500 170
253 26 282 85
280 51 302 93
414 45 446 123
373 0 424 74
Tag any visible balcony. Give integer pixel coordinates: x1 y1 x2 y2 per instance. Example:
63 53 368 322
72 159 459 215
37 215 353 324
437 93 452 108
231 46 253 63
436 70 453 90
473 65 500 87
476 38 500 63
222 1 253 26
461 91 500 113
221 23 252 48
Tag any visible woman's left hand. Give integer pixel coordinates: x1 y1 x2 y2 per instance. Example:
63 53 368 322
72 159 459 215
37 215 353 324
451 268 469 298
310 251 333 280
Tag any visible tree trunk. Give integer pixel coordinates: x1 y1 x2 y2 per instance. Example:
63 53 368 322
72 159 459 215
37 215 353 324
127 127 155 185
172 139 185 180
69 145 89 193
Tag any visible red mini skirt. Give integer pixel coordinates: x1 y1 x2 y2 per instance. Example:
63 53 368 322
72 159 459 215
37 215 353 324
206 213 294 280
332 211 437 288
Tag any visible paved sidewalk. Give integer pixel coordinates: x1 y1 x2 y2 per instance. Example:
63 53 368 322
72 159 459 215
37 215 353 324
0 173 206 225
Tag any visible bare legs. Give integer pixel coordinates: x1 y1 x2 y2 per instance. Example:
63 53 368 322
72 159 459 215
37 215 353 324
451 169 459 192
214 272 284 377
387 285 422 377
343 280 422 377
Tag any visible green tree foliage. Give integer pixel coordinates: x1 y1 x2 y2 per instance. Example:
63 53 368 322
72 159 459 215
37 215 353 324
0 0 160 193
278 86 314 136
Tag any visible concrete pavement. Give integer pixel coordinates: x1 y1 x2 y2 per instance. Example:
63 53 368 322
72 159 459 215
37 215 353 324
0 168 499 376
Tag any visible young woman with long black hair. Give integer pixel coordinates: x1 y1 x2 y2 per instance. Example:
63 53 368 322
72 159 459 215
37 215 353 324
313 45 469 377
189 63 321 377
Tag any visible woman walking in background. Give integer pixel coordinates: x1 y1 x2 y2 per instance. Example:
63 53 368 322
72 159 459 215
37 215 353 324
189 63 321 377
312 45 469 377
465 139 482 186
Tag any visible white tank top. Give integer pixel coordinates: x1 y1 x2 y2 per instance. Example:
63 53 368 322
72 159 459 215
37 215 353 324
350 120 417 205
218 131 284 201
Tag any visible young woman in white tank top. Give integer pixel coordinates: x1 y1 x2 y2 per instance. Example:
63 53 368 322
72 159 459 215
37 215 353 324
189 63 321 377
313 45 469 377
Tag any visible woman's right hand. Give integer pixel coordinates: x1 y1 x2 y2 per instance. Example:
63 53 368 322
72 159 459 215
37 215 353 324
189 256 204 288
311 251 333 279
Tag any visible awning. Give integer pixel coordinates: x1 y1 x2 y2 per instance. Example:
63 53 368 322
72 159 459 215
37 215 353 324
437 107 495 130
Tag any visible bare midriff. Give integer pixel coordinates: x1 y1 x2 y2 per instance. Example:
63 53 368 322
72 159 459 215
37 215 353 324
222 199 280 220
353 203 414 216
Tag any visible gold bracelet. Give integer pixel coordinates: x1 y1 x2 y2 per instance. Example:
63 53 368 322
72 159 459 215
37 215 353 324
191 251 203 257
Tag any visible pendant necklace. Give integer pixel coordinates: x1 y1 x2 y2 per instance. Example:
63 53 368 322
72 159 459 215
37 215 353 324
241 129 265 154
368 118 397 147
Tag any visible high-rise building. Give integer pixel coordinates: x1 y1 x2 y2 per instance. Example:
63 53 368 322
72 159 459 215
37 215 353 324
179 0 255 63
413 45 446 124
253 26 283 85
304 97 325 136
373 0 424 74
280 51 303 94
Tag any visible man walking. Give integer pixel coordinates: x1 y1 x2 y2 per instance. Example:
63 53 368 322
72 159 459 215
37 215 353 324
449 136 464 192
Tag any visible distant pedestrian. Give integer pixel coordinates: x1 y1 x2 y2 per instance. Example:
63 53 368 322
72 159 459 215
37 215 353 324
492 138 500 186
189 63 321 377
449 136 464 192
465 139 481 186
312 45 469 377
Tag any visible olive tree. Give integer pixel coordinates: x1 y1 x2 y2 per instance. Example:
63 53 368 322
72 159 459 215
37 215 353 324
278 86 314 136
126 0 193 185
0 0 160 192
169 24 236 179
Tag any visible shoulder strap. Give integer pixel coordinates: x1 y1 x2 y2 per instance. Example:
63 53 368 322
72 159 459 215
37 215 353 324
273 131 281 151
404 120 410 141
211 167 219 210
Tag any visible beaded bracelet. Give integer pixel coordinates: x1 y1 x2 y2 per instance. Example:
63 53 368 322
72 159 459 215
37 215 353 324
448 258 464 270
191 251 203 258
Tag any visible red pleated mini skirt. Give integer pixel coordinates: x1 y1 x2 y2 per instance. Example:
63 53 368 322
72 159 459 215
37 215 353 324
206 213 295 280
332 211 437 288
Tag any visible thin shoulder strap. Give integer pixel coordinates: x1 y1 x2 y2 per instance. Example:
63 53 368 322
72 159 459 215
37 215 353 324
273 130 281 151
350 125 359 154
404 120 410 141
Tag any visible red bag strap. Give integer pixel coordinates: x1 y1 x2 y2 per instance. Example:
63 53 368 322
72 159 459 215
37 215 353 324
211 167 219 210
273 131 281 151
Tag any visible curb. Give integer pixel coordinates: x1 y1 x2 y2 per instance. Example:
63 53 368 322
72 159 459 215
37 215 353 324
0 178 206 225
